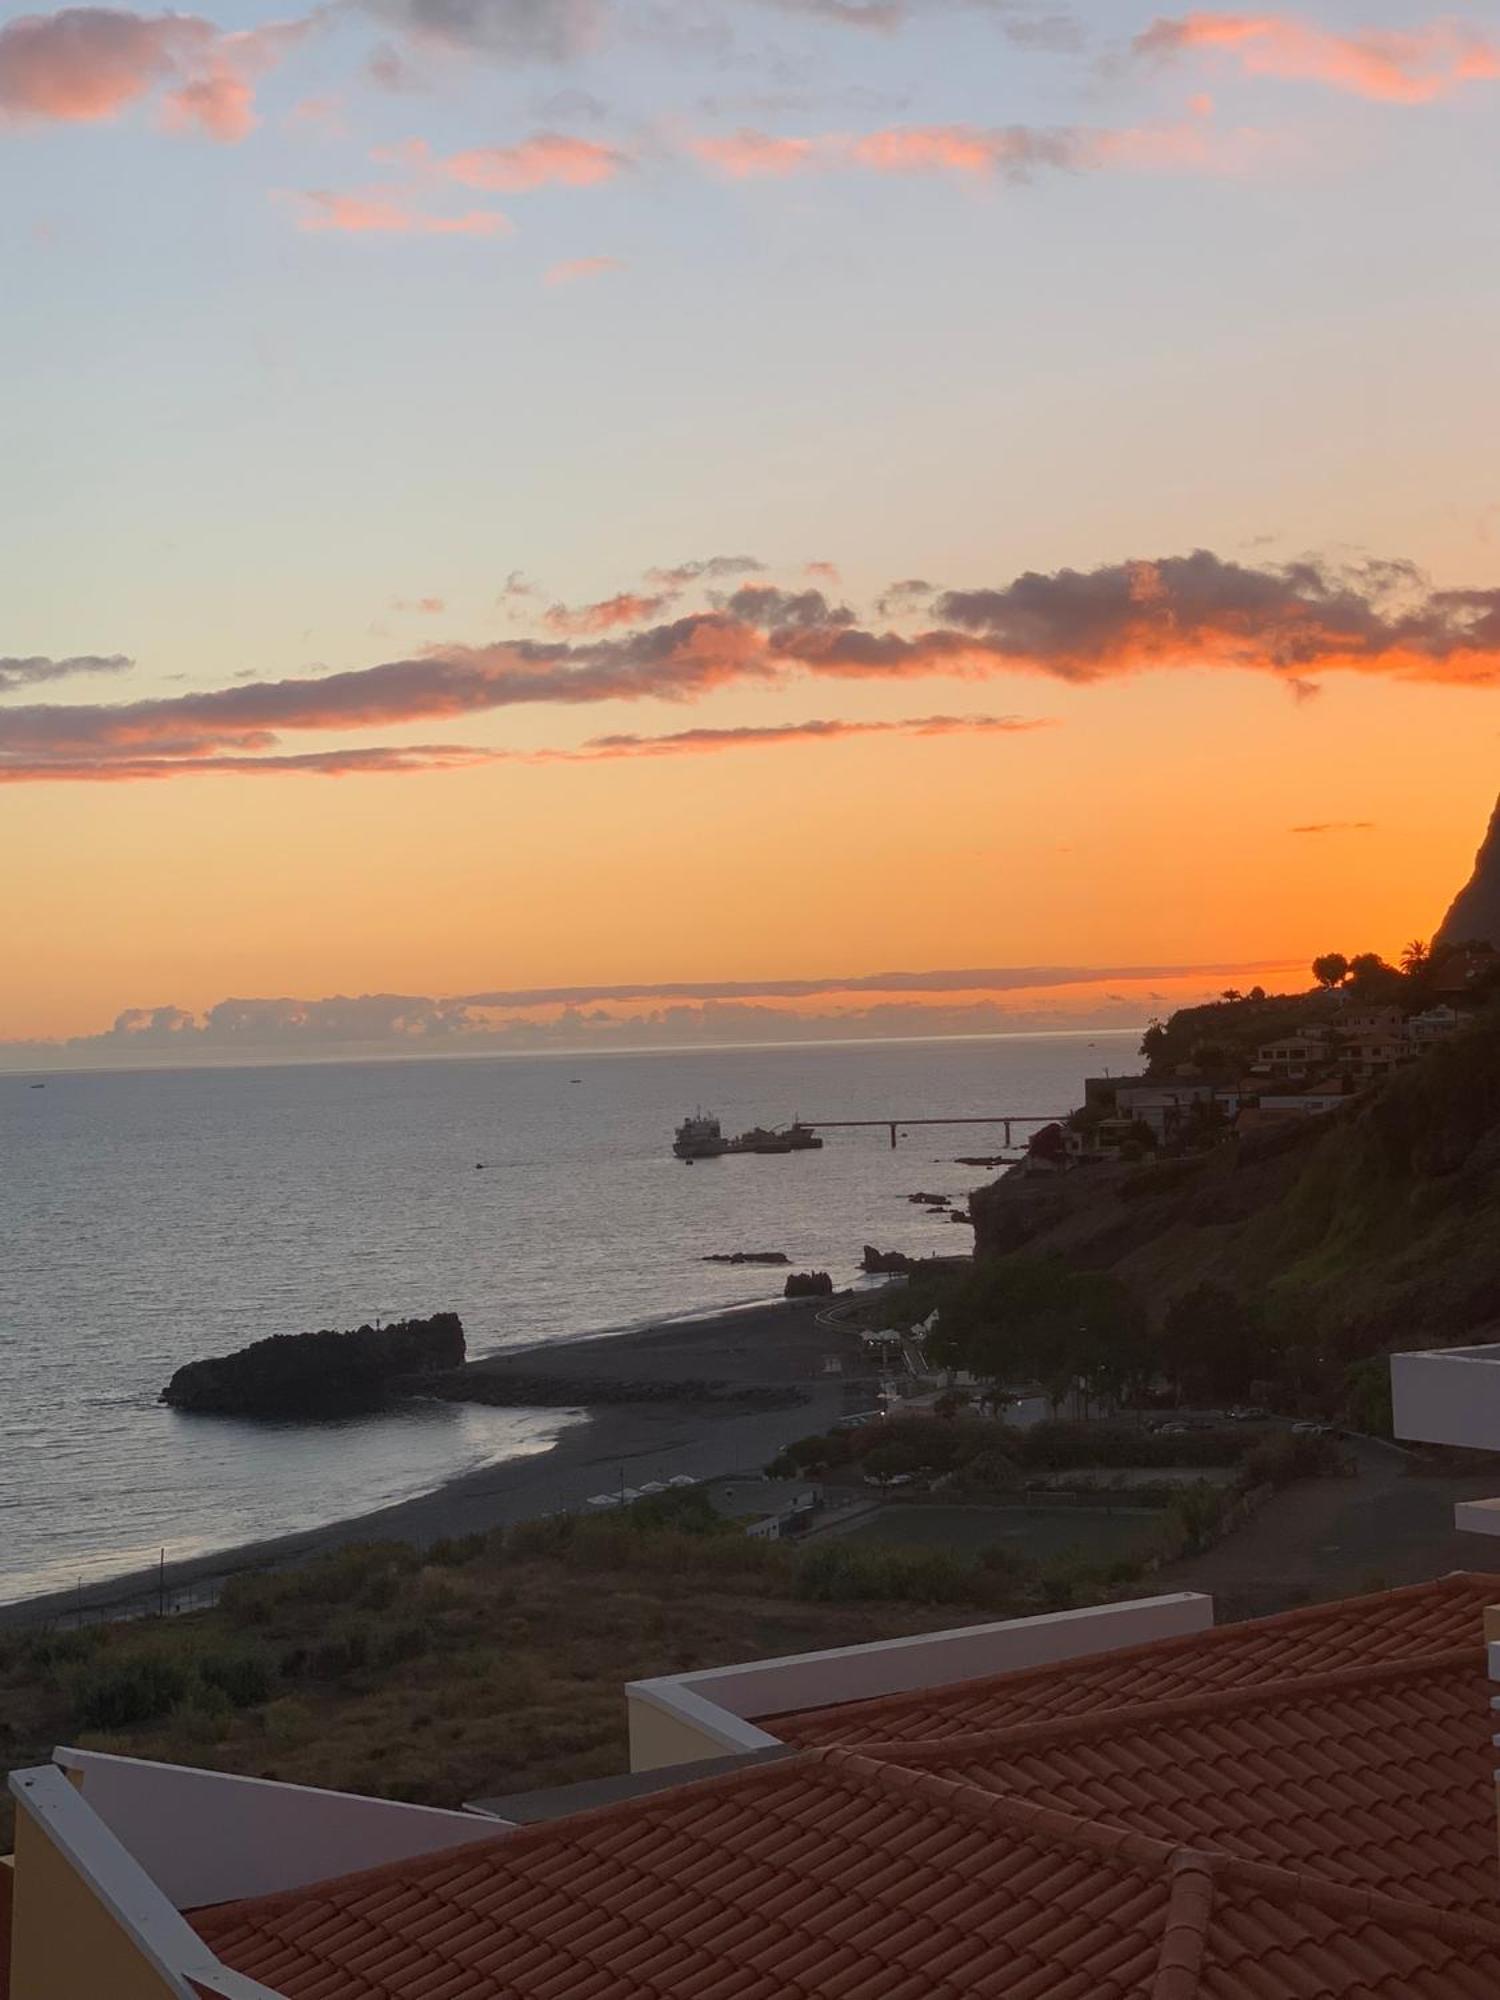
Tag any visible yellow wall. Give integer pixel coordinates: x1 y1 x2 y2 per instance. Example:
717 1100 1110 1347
8 1812 179 2000
627 1697 739 1773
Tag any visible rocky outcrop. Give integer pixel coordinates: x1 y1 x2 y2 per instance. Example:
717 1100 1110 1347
161 1313 466 1415
1437 790 1500 948
702 1251 790 1265
861 1246 917 1275
784 1271 834 1297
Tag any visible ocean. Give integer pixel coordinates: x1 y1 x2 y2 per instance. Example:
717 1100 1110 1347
0 1030 1138 1602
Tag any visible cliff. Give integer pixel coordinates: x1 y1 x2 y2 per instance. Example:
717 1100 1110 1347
970 1017 1500 1362
1437 790 1500 948
162 1313 466 1415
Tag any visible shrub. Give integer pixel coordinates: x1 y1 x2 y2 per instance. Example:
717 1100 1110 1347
197 1648 274 1708
70 1653 191 1731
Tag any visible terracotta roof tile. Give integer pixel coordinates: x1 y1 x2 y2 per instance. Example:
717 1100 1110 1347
192 1750 1500 2000
869 1649 1499 1918
769 1572 1500 1746
188 1572 1500 2000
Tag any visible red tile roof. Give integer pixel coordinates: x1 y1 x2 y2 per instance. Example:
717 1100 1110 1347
770 1572 1500 1745
191 1574 1500 2000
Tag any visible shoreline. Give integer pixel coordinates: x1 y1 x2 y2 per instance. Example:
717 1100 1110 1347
0 1294 880 1629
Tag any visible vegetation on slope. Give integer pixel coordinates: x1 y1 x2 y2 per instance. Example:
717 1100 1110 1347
960 1014 1500 1417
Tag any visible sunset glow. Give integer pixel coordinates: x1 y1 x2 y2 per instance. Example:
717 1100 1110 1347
5 0 1500 1056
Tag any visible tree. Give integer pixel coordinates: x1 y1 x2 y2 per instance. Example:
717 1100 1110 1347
1248 985 1267 1002
1160 1282 1267 1404
1346 951 1403 1001
1312 953 1349 989
1219 988 1244 1003
1400 938 1430 977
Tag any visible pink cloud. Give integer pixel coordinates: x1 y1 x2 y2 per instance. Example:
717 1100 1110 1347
691 130 820 177
1134 13 1500 104
0 715 1052 783
386 131 628 192
692 115 1279 184
287 189 512 237
544 254 623 285
0 7 302 139
544 591 668 633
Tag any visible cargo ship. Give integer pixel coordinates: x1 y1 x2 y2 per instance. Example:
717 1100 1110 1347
672 1114 823 1159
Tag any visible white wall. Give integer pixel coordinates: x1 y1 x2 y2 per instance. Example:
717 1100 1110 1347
1392 1345 1500 1452
56 1749 511 1910
626 1592 1213 1770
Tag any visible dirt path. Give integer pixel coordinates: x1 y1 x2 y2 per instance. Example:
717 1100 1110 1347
1160 1438 1500 1618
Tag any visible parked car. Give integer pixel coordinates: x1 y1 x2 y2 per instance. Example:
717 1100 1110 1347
1226 1406 1270 1422
1291 1420 1334 1437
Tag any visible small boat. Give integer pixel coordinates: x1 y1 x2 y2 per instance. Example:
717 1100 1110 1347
673 1111 730 1160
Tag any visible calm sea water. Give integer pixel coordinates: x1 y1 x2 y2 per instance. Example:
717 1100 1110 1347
0 1032 1136 1601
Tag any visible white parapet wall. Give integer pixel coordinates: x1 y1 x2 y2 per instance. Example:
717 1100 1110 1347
54 1748 512 1910
1392 1344 1500 1453
626 1591 1213 1772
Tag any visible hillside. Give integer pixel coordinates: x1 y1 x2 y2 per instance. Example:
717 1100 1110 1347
970 1014 1500 1373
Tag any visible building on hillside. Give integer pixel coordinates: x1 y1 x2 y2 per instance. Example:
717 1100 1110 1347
1254 1088 1350 1118
1251 1026 1334 1079
9 1562 1500 1998
1336 1004 1413 1078
1407 1003 1465 1042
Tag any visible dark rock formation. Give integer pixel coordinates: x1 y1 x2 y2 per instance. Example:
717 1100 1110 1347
908 1192 949 1206
1437 790 1500 948
861 1246 917 1275
162 1313 465 1416
784 1271 834 1298
702 1251 790 1265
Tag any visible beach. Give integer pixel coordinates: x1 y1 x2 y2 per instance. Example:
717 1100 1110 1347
1 1295 878 1630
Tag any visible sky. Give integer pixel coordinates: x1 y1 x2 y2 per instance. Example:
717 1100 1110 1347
4 0 1500 1058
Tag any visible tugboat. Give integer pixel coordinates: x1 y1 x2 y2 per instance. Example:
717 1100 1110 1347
673 1111 731 1161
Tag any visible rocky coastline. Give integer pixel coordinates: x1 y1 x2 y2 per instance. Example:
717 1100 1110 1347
161 1313 466 1416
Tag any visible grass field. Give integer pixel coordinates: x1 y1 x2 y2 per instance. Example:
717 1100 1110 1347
843 1503 1166 1564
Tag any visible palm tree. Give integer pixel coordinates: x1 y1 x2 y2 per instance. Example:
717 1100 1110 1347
1400 938 1430 978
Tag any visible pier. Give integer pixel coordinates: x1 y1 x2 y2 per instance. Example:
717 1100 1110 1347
802 1114 1066 1150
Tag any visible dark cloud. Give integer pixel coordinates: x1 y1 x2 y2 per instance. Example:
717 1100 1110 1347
354 0 605 60
8 548 1499 782
0 745 499 782
721 583 855 629
579 711 1050 754
644 554 765 586
0 654 132 695
875 577 935 616
1290 821 1376 835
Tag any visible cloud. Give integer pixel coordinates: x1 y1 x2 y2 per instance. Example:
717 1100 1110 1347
0 8 303 139
0 744 503 782
644 555 766 586
8 547 1499 781
284 188 512 234
576 711 1052 756
498 569 538 603
5 958 1298 1066
805 561 840 582
691 112 1276 182
383 130 627 189
458 957 1289 1006
0 653 132 694
544 253 624 284
1290 819 1376 834
353 0 606 63
876 578 935 616
392 594 446 614
543 590 670 632
0 710 1050 782
1133 12 1500 104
